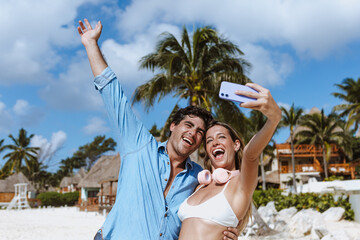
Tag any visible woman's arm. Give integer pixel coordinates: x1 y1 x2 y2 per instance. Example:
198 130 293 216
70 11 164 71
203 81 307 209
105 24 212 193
236 83 281 194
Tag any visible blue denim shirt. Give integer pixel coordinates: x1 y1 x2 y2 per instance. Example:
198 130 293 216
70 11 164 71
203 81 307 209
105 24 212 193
94 67 202 240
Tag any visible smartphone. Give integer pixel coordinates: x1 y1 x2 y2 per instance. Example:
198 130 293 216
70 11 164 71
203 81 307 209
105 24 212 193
219 81 257 103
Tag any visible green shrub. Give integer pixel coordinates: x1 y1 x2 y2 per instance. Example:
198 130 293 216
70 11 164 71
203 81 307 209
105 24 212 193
37 191 79 207
37 192 63 207
253 189 355 221
61 191 79 206
324 175 344 181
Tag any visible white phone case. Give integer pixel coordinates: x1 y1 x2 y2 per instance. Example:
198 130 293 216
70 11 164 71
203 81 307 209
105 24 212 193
219 81 257 103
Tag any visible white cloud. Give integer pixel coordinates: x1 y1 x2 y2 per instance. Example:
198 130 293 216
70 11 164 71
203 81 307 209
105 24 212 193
101 23 180 86
30 131 67 164
12 99 44 127
0 101 14 133
39 52 104 111
109 0 360 87
13 99 30 116
243 44 294 86
278 102 291 110
83 117 110 135
0 99 45 134
0 0 103 86
119 0 360 58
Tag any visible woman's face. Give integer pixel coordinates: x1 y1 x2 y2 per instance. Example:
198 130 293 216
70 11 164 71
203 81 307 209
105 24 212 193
205 125 240 171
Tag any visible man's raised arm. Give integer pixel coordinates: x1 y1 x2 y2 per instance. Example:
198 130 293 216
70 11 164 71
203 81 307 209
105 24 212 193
77 19 108 77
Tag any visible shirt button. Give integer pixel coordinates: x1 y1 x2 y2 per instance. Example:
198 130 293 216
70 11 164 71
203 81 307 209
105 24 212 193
160 233 163 236
167 162 169 165
164 213 167 217
165 178 168 181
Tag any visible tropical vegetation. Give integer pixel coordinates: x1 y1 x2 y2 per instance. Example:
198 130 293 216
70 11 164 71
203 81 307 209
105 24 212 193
1 128 39 175
332 77 360 131
133 25 251 140
0 134 116 192
280 104 304 193
295 110 350 178
253 188 354 220
37 191 79 207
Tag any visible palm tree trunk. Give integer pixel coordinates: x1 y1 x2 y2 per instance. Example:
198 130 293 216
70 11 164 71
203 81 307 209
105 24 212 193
322 144 328 179
260 152 266 190
290 133 297 193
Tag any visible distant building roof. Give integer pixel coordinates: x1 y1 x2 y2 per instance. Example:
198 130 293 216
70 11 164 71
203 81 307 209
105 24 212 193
59 168 86 188
0 172 36 192
78 154 120 189
258 170 280 184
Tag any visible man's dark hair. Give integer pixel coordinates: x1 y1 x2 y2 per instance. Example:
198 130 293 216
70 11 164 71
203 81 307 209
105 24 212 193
171 106 213 129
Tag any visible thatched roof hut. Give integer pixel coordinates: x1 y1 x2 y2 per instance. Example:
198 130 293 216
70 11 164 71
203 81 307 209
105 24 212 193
0 172 36 193
98 155 121 185
258 170 280 184
59 168 86 188
78 153 120 189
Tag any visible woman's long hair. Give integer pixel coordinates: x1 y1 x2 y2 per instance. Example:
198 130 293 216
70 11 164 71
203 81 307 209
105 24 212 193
203 121 245 171
203 120 252 233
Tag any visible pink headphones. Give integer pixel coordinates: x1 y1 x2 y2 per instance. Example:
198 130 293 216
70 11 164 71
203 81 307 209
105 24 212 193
198 168 240 185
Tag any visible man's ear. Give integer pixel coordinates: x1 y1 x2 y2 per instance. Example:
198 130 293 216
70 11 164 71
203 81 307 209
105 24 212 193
234 139 241 152
170 122 176 132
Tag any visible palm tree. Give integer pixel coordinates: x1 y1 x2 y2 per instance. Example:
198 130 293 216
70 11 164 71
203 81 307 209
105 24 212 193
21 158 49 191
0 139 7 179
71 135 117 171
132 25 251 138
247 110 272 190
332 77 360 131
295 110 346 179
2 128 39 173
280 104 303 193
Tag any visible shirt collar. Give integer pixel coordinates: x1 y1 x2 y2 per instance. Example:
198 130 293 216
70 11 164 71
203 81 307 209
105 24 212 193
158 140 194 170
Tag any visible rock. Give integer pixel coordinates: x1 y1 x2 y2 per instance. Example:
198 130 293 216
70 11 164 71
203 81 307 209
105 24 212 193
276 207 297 223
312 226 328 239
321 230 351 240
322 207 345 222
274 220 288 232
257 201 277 225
288 209 321 238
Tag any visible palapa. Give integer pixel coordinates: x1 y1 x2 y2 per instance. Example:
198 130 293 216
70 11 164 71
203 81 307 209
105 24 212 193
59 168 86 188
258 170 280 184
0 172 36 193
78 153 120 189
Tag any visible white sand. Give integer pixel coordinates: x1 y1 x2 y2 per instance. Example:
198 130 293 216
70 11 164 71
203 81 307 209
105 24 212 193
0 207 105 240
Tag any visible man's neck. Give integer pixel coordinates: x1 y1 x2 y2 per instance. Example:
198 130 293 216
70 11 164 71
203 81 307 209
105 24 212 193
165 141 188 166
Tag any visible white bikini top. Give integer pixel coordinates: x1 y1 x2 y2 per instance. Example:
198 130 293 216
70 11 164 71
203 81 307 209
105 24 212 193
178 180 239 228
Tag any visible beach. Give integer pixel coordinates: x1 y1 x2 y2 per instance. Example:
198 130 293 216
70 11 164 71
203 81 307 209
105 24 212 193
0 207 105 240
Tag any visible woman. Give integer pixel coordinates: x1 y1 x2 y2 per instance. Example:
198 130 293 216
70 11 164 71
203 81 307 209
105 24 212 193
178 83 281 240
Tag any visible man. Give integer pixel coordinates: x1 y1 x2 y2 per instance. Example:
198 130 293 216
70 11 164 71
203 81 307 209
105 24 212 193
78 19 238 240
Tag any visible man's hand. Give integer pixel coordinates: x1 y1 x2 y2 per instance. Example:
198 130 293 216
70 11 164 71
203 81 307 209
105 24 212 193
223 227 239 240
77 19 103 48
77 18 107 77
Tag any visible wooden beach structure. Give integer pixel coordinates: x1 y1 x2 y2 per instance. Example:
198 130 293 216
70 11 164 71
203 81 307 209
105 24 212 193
257 107 360 190
77 153 120 212
0 172 36 208
274 107 360 189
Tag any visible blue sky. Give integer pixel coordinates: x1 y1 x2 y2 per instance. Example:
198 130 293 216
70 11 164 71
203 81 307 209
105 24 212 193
1 0 360 172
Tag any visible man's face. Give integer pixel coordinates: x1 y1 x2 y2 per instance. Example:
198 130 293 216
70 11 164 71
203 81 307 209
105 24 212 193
168 115 205 159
